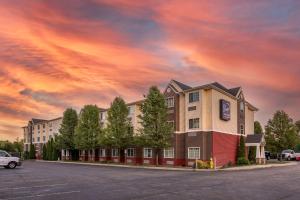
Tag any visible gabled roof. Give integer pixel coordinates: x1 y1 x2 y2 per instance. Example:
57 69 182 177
31 118 47 124
171 80 192 91
211 82 241 97
228 87 241 97
246 134 264 144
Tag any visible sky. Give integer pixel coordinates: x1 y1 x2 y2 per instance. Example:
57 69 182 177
1 0 300 141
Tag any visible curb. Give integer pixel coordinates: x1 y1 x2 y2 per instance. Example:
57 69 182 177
219 162 297 171
35 160 298 172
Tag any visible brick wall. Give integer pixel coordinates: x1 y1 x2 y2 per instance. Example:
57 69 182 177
212 132 240 167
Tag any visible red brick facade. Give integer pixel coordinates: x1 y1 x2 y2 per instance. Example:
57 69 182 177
212 132 240 166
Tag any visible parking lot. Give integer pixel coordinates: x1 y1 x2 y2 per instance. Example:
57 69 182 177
0 161 299 200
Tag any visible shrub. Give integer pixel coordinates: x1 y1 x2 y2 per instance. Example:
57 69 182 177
222 161 234 168
237 157 250 166
196 160 210 169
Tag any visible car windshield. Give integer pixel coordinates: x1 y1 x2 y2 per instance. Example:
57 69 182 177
282 150 292 153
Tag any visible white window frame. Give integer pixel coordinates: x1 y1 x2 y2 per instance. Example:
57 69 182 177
189 92 199 103
189 118 200 129
188 147 200 159
126 148 135 157
143 148 153 158
164 148 174 158
166 97 174 108
100 149 106 157
111 148 119 157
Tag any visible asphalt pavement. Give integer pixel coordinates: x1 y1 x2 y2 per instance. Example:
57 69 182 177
0 161 299 200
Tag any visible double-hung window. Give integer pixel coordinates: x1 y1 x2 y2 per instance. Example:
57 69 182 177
189 118 199 129
100 149 106 157
127 148 135 157
144 148 152 158
164 148 174 158
166 97 174 108
112 149 119 157
188 147 200 159
189 92 199 103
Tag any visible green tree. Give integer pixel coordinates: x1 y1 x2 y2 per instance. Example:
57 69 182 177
58 108 78 160
138 86 172 165
42 144 47 160
103 97 134 156
295 120 300 133
47 139 53 160
74 105 101 151
29 144 36 159
237 136 246 159
265 110 300 153
254 121 263 134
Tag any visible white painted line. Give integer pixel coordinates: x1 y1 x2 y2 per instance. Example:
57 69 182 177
0 190 80 200
0 183 68 191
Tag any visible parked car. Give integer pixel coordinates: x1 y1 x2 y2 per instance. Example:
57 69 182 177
279 149 296 161
0 150 22 169
295 152 300 161
265 151 271 160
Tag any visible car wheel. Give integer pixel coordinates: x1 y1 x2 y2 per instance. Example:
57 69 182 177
7 162 17 169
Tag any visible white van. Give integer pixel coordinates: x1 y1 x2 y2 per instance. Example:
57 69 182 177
0 150 22 169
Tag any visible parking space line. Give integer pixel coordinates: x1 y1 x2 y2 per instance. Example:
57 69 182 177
0 190 80 200
0 183 68 191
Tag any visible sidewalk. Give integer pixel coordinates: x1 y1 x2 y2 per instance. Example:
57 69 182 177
35 160 298 172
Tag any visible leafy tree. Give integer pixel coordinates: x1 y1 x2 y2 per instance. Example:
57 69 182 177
42 144 48 160
254 121 263 134
74 105 101 151
57 108 78 160
29 144 36 159
138 86 172 165
295 120 300 133
265 110 300 153
237 136 246 159
103 97 134 151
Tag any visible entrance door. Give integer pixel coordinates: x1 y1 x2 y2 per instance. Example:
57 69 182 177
120 149 125 163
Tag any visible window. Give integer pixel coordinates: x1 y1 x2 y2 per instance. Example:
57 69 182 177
240 102 244 112
43 124 45 129
128 106 134 115
127 148 135 157
188 147 200 159
166 97 174 108
100 112 104 120
43 136 46 142
189 118 199 129
0 151 8 157
240 125 244 135
37 137 40 142
167 121 175 130
49 129 52 132
38 125 40 130
144 148 152 158
188 106 197 111
100 149 106 157
189 92 199 103
112 149 119 157
32 138 35 142
164 148 174 158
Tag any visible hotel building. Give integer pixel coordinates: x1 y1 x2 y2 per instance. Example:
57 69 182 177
23 117 62 158
24 80 260 166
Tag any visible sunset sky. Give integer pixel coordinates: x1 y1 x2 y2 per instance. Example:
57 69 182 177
1 0 300 141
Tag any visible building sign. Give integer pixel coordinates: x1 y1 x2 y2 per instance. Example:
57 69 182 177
220 99 231 121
